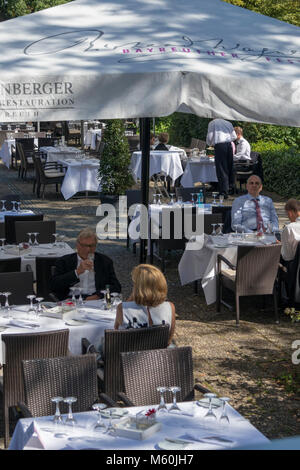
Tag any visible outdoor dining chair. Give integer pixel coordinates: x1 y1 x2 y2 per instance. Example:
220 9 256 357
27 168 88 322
32 154 65 199
82 324 170 402
0 271 34 306
19 354 98 419
1 329 69 447
15 220 56 244
16 141 35 179
175 185 206 203
116 347 210 407
4 214 43 244
35 256 60 301
216 244 282 325
0 222 4 238
0 257 21 273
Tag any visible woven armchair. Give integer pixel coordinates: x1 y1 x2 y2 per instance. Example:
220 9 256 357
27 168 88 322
1 329 69 448
117 346 210 407
4 214 43 244
82 325 170 403
15 220 56 244
216 244 282 325
19 354 98 418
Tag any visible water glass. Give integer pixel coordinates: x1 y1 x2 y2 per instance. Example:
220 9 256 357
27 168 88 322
157 386 168 414
168 386 181 412
0 238 6 251
219 195 224 205
111 292 122 309
32 232 39 246
3 292 12 318
212 192 218 205
203 393 218 428
52 233 58 247
157 194 162 206
27 233 33 245
16 201 21 212
105 409 116 435
92 403 107 429
169 193 175 205
218 223 224 236
35 297 44 316
1 200 6 211
177 196 183 207
219 397 230 427
27 294 36 318
51 397 64 424
64 397 77 426
11 201 17 212
153 194 157 205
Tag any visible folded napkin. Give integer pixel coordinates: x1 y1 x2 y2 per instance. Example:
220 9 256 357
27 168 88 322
9 319 40 329
185 431 236 447
83 314 114 323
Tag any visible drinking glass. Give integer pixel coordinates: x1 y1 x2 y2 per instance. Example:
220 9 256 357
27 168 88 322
64 397 77 426
11 201 17 212
16 201 21 212
219 397 230 427
70 287 78 305
218 223 224 236
169 193 175 206
52 233 58 247
153 194 157 205
51 396 64 424
27 233 33 245
32 232 39 246
219 195 224 205
267 222 273 234
58 234 65 248
203 393 218 426
111 292 122 309
212 192 218 205
157 386 168 413
190 193 196 205
211 224 217 236
168 386 181 412
27 294 36 318
92 403 107 429
177 196 183 207
105 409 116 435
1 200 6 211
0 238 6 251
232 224 239 238
77 287 84 306
35 297 44 316
3 292 12 317
157 194 162 205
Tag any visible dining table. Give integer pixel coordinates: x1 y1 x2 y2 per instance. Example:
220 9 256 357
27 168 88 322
8 399 269 450
0 209 34 222
0 136 38 168
39 145 83 164
57 158 100 200
178 232 277 305
130 150 183 185
84 129 102 150
181 157 218 187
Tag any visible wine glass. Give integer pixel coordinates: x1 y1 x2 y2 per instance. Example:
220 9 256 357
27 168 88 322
157 194 162 205
219 195 224 205
35 297 44 316
169 193 175 206
156 386 168 413
16 201 21 212
203 393 218 427
64 397 77 426
51 397 64 424
92 403 107 429
11 201 17 212
218 223 224 236
211 224 217 236
59 234 65 249
212 192 218 205
27 233 33 246
232 224 239 238
27 294 36 318
168 386 181 412
70 287 78 305
32 232 39 246
105 409 116 435
0 238 6 251
1 200 6 212
177 196 183 207
267 222 273 234
52 233 58 247
219 397 230 427
190 193 196 205
152 194 157 205
3 292 12 318
77 287 84 306
111 292 122 309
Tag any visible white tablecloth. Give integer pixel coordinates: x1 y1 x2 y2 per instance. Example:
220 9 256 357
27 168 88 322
0 139 38 168
131 151 183 184
0 242 74 279
0 209 34 222
0 301 115 365
58 159 100 200
84 129 102 150
181 159 218 187
40 146 83 164
8 400 269 450
178 233 276 305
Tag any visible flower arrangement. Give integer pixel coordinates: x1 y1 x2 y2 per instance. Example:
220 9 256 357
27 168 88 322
284 307 300 322
145 408 156 417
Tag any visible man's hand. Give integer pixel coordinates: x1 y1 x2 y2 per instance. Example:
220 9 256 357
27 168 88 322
76 259 94 276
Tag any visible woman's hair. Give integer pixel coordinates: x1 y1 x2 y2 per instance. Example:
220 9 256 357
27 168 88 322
285 199 300 213
131 264 167 307
158 132 169 144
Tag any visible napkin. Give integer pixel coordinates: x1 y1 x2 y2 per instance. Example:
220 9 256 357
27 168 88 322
9 319 40 329
82 314 114 323
185 431 236 447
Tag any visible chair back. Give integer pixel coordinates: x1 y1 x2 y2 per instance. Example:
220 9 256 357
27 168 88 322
212 206 232 234
15 138 34 152
197 139 207 151
38 137 55 148
121 347 194 406
190 137 199 149
250 151 264 182
36 256 60 300
2 330 69 412
0 271 34 306
175 186 206 203
22 354 98 417
127 135 140 152
0 257 21 273
125 189 141 207
103 325 170 401
203 213 223 234
0 222 4 238
15 220 56 244
4 214 43 244
235 244 281 295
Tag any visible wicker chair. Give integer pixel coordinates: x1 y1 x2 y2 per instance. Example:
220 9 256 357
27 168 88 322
16 141 35 179
15 220 56 244
0 257 21 273
0 221 4 239
216 244 282 325
234 160 254 193
35 256 60 301
117 347 210 407
19 354 98 418
32 154 65 199
0 271 34 306
0 329 69 447
4 214 43 244
82 325 170 402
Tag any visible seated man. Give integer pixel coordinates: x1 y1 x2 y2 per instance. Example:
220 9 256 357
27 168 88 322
155 132 169 151
231 175 279 233
281 199 300 262
233 126 251 162
50 227 121 301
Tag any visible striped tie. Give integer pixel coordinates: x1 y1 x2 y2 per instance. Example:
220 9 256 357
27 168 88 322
252 198 264 231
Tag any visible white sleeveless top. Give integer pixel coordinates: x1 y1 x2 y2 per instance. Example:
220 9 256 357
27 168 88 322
121 301 172 329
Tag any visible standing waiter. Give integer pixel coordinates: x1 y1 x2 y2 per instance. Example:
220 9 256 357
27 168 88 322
206 119 237 199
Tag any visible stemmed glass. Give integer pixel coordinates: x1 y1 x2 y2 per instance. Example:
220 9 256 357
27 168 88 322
232 224 239 237
51 397 64 424
52 233 58 247
27 294 36 318
212 192 218 205
3 292 12 317
157 386 168 413
32 232 39 246
190 193 196 206
16 201 21 212
27 233 33 246
169 193 175 206
152 194 157 205
1 200 6 212
111 292 122 309
92 403 107 429
177 196 183 207
211 224 217 236
77 287 84 306
58 234 65 248
35 297 44 316
157 194 162 206
168 386 181 412
105 409 116 435
219 195 224 205
0 238 6 251
267 222 273 234
203 393 218 426
219 397 230 427
218 223 224 236
11 201 17 212
70 287 78 305
64 397 77 426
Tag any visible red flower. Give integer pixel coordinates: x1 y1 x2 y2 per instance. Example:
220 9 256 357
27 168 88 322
145 408 156 417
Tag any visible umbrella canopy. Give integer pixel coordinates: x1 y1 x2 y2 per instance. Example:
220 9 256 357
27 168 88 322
0 0 299 125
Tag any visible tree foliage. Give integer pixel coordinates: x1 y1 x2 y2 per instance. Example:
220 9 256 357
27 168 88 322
0 0 71 19
223 0 300 26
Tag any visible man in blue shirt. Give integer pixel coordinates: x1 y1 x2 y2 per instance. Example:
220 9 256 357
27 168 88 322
231 174 279 233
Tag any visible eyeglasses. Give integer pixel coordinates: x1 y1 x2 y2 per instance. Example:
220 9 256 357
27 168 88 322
78 241 97 248
248 182 261 185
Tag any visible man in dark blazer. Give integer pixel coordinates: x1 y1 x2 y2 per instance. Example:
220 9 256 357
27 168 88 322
50 227 121 301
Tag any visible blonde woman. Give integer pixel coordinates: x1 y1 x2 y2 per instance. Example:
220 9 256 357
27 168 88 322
114 264 176 345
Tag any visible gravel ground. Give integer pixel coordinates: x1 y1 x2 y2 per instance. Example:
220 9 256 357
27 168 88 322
0 160 299 448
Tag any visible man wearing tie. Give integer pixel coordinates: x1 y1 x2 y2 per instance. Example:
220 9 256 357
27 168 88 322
231 175 279 233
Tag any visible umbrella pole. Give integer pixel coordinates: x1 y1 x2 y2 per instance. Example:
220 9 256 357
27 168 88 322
81 120 84 150
139 117 150 264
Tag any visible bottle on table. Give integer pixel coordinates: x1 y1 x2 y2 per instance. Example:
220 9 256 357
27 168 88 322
197 190 204 206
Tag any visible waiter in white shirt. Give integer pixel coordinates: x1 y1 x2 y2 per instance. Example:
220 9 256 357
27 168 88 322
233 127 251 161
206 118 237 199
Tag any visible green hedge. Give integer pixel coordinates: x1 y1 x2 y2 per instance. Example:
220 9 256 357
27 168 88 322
252 141 300 198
